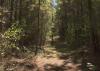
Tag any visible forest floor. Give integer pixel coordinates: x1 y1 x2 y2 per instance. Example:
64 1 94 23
0 47 83 71
0 38 100 71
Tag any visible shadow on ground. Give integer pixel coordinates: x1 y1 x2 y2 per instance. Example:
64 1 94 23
51 38 100 71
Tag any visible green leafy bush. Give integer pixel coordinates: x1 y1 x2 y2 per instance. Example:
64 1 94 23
3 25 23 41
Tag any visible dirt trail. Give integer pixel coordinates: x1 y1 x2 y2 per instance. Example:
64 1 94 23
34 57 81 71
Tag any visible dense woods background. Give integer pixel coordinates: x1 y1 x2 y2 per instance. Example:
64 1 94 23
0 0 100 71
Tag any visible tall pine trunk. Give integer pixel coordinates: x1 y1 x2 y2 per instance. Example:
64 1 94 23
88 0 99 52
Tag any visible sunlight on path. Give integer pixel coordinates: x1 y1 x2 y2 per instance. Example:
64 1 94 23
33 56 81 71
